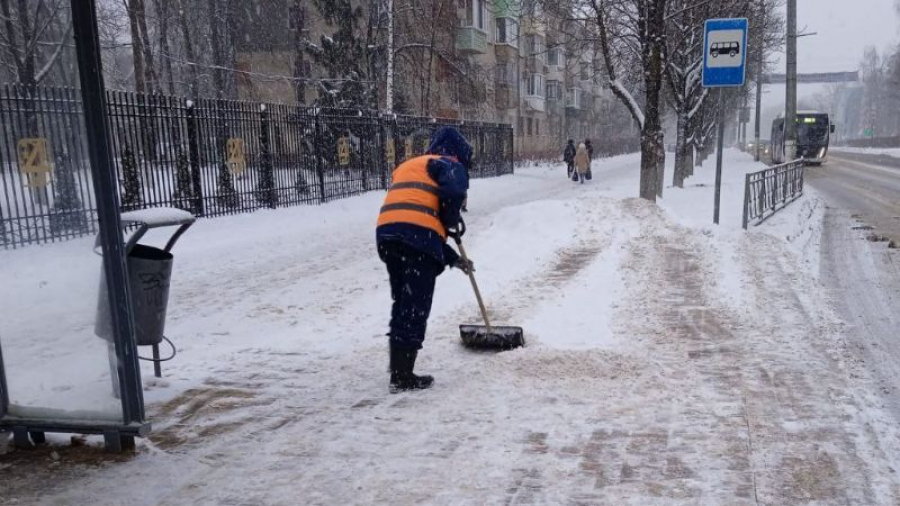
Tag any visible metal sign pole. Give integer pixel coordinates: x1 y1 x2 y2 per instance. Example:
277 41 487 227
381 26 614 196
714 88 726 225
703 17 748 226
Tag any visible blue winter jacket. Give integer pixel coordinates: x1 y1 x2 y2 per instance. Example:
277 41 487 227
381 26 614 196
377 127 472 267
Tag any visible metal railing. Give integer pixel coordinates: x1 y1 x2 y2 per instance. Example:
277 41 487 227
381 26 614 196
742 159 805 229
0 85 514 248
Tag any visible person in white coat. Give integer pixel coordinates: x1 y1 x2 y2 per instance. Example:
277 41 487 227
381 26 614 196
574 143 590 184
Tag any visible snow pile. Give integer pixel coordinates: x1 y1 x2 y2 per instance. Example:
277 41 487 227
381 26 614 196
833 146 900 158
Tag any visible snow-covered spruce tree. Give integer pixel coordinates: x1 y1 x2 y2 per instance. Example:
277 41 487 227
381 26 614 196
49 150 88 234
120 144 143 210
303 0 384 109
171 146 193 211
216 161 239 209
256 111 278 208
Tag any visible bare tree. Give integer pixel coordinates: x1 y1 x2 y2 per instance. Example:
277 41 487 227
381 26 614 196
585 0 669 201
0 0 73 90
665 0 782 187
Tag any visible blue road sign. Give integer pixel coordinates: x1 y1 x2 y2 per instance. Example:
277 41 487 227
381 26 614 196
702 18 748 88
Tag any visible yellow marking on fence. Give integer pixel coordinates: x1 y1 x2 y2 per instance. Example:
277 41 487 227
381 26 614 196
227 138 246 175
17 138 53 189
338 136 351 166
386 139 395 167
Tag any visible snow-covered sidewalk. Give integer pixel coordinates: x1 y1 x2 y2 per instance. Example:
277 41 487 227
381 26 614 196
4 151 900 505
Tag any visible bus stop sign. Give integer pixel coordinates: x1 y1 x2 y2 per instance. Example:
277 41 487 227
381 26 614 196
703 18 748 88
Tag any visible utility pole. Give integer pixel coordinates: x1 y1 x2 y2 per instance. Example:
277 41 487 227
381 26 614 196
754 0 765 162
785 0 798 160
754 33 763 159
386 0 394 112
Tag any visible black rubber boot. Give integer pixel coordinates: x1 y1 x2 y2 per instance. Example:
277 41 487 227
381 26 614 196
389 344 434 394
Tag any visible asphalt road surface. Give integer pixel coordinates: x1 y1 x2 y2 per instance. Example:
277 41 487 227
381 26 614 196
810 151 900 418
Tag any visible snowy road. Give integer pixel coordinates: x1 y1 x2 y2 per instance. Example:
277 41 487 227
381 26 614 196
4 152 900 505
810 152 900 242
808 154 900 424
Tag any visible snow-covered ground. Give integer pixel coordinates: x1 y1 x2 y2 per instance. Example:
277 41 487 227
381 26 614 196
832 146 900 159
3 150 900 505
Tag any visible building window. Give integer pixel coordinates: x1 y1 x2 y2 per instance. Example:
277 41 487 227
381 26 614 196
580 63 593 81
527 117 533 136
566 87 584 109
495 17 519 46
546 80 562 100
525 34 545 63
465 0 486 31
518 116 524 134
525 73 545 98
547 41 561 66
535 119 540 136
495 63 516 86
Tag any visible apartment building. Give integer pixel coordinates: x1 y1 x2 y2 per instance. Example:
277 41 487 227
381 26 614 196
232 0 618 158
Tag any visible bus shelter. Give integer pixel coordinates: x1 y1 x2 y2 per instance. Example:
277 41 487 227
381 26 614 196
0 0 147 452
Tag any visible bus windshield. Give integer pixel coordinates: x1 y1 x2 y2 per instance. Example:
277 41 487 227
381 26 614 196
797 115 829 145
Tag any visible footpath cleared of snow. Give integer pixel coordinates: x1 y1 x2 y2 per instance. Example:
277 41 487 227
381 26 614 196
3 151 900 505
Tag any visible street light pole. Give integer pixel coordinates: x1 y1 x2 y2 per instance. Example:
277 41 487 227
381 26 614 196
754 0 764 162
785 0 798 160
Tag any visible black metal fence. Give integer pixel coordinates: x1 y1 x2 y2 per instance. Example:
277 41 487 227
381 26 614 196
0 85 514 248
742 159 805 229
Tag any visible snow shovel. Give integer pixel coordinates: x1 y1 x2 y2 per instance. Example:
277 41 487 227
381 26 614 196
454 236 525 350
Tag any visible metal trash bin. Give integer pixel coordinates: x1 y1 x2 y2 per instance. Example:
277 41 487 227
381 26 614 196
95 208 196 378
95 244 173 346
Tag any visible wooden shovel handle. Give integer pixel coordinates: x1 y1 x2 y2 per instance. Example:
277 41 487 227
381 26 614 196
454 238 493 334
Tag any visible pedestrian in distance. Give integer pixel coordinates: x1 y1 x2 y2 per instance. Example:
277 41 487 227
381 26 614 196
584 139 595 181
574 143 590 184
563 139 576 178
376 126 475 394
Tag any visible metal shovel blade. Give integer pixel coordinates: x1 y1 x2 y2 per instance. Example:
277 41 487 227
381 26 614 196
459 325 525 350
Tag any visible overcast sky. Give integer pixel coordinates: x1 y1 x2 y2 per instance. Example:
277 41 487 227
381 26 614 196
752 0 899 135
773 0 899 73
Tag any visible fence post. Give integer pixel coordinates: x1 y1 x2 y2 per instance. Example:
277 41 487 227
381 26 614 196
742 173 751 230
313 111 327 203
257 105 277 209
185 100 204 216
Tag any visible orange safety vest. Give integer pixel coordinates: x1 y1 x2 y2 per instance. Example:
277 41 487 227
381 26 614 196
377 155 446 238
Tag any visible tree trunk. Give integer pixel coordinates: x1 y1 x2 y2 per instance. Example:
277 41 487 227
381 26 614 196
640 129 661 200
673 110 688 187
128 0 147 94
134 0 158 92
154 0 176 94
208 0 226 99
658 138 665 198
685 141 695 175
638 0 667 202
177 0 199 97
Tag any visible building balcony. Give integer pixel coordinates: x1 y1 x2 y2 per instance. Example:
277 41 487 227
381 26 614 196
456 27 488 54
525 96 546 113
